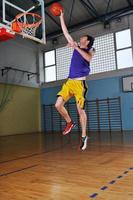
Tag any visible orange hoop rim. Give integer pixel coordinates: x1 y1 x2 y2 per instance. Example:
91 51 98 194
15 12 42 28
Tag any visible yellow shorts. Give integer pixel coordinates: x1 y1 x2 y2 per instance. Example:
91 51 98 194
57 79 88 109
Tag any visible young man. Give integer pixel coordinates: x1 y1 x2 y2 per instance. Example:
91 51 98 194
55 11 95 150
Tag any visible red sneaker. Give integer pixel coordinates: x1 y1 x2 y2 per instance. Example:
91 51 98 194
63 121 75 135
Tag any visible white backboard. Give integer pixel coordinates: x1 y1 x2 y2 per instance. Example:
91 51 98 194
0 0 46 44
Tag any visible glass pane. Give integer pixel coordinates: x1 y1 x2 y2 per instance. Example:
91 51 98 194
91 33 116 74
56 46 73 80
45 50 55 66
45 66 56 82
56 33 116 80
117 48 133 69
116 29 131 49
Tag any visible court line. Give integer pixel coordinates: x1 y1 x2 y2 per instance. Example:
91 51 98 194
0 152 44 164
0 141 79 177
0 134 91 165
0 139 72 165
0 164 39 177
89 167 133 199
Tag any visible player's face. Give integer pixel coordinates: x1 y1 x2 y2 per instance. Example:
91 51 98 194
80 36 89 47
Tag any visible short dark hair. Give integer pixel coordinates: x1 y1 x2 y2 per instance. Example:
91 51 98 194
85 35 95 48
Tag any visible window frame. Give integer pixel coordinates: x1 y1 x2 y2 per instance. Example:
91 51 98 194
43 49 57 83
114 28 133 70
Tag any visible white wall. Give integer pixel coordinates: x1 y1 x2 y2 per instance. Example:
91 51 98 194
0 36 40 87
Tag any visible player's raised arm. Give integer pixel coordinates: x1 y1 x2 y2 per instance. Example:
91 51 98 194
59 11 74 45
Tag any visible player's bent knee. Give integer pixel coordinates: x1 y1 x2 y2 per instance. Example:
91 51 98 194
55 102 62 110
55 103 59 110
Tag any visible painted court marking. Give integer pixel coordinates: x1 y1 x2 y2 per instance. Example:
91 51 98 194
0 164 39 177
0 141 70 165
89 167 133 199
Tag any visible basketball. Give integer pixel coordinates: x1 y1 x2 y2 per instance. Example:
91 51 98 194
49 2 63 16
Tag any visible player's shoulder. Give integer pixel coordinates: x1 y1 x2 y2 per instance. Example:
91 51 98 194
87 47 96 57
88 47 96 53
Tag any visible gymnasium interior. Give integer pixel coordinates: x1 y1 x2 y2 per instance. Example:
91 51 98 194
0 0 133 199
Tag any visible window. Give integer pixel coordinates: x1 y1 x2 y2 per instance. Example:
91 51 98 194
45 50 55 66
44 50 56 82
56 46 73 80
45 66 56 82
115 29 133 69
91 33 116 74
116 29 131 49
44 47 73 82
117 49 133 69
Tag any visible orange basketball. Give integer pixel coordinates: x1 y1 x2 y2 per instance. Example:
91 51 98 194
49 3 63 16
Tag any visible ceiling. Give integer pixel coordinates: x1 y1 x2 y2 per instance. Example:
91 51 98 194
0 0 133 40
45 0 133 40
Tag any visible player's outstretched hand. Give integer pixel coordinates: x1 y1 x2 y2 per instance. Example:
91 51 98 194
60 10 64 17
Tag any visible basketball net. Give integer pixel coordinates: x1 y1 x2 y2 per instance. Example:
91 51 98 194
12 12 42 37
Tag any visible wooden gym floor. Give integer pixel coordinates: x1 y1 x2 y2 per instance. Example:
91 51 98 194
0 132 133 200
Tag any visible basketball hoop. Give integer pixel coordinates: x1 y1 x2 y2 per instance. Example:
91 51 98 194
12 12 42 37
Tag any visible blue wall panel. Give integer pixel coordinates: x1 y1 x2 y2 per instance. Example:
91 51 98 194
41 76 133 131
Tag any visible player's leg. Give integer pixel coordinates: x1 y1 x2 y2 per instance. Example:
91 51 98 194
55 96 71 123
76 104 87 137
55 81 75 135
76 104 88 150
75 80 88 150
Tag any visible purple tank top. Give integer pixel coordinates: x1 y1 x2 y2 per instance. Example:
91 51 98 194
68 47 91 79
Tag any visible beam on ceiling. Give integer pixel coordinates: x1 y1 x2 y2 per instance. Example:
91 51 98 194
107 6 132 20
80 0 104 23
68 0 75 25
104 0 112 26
79 0 97 18
105 0 112 15
126 0 133 7
87 0 100 18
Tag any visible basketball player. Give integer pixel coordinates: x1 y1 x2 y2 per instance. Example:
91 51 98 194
55 11 95 150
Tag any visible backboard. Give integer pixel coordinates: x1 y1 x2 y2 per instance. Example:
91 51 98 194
0 0 46 44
